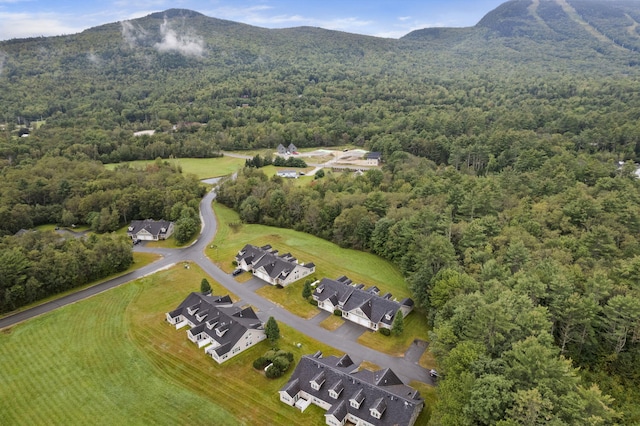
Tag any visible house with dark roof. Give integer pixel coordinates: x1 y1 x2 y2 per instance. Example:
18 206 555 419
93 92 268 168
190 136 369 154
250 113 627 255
277 144 287 155
127 219 174 241
313 276 414 331
280 351 423 426
288 143 298 153
166 292 266 363
364 152 382 166
235 244 315 287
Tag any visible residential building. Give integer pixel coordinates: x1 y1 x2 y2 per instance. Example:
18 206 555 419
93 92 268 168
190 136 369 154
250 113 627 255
235 244 315 286
364 152 382 166
277 144 287 155
313 276 414 331
127 219 174 241
288 143 298 153
280 351 424 426
277 170 299 179
166 292 266 363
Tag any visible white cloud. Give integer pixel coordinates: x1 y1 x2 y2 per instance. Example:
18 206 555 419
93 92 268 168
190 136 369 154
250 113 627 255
0 12 82 39
154 17 205 57
398 16 412 22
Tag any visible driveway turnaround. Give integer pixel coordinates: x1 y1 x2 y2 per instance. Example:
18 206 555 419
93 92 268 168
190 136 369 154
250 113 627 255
0 189 435 386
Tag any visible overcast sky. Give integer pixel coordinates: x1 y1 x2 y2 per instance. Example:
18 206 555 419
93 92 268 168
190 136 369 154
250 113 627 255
0 0 507 41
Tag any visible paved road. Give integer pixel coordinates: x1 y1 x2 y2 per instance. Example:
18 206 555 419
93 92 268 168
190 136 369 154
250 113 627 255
0 188 434 385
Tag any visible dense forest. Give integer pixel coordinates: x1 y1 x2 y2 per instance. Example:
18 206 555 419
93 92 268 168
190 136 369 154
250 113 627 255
0 158 206 312
2 0 640 424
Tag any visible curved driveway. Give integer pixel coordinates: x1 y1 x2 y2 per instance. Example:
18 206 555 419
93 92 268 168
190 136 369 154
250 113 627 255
0 189 434 385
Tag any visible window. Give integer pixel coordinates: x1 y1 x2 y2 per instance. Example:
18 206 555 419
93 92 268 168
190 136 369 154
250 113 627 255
311 382 320 391
371 410 381 420
350 400 360 409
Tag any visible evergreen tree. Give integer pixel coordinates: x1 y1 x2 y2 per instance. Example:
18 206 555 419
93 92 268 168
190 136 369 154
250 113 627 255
200 278 211 294
265 316 280 346
392 311 404 336
302 280 312 299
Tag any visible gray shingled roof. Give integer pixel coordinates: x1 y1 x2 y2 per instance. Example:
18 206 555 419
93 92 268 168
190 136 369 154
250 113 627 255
281 352 423 426
313 277 413 325
128 219 172 237
168 292 262 357
236 244 313 282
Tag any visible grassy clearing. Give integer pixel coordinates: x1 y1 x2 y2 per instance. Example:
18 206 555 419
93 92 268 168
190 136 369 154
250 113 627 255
256 284 317 319
0 252 160 320
419 347 437 370
357 309 431 357
104 156 245 179
410 381 437 425
208 203 409 299
0 263 339 425
319 314 345 331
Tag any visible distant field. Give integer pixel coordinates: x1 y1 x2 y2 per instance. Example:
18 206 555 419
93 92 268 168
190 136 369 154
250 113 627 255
0 263 336 425
104 156 246 179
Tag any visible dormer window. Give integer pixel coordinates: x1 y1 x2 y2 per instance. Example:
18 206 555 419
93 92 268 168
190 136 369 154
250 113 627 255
310 371 326 390
187 306 198 315
350 389 364 409
328 380 344 399
127 226 134 232
370 398 386 419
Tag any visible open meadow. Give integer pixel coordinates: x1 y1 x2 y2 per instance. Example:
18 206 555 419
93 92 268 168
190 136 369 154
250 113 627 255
104 156 246 179
0 263 339 425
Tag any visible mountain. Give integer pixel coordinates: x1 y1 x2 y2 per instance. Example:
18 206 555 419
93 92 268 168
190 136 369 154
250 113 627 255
1 2 640 159
403 0 640 65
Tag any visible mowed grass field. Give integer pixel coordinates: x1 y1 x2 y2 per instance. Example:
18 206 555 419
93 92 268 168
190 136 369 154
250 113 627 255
104 156 246 179
0 263 337 425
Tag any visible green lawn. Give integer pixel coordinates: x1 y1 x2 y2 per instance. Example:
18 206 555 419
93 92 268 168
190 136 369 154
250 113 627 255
104 156 246 179
319 314 345 331
357 309 431 357
208 203 410 298
0 263 337 425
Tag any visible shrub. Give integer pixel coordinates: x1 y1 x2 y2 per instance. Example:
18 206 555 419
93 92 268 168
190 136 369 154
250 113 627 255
334 309 342 316
379 328 391 336
253 356 270 370
272 356 290 372
265 364 283 379
231 260 238 267
309 299 318 306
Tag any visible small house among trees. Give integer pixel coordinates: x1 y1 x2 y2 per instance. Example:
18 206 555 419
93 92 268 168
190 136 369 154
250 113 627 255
127 219 174 241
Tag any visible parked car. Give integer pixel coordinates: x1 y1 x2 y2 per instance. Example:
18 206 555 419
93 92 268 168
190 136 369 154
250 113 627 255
232 268 243 276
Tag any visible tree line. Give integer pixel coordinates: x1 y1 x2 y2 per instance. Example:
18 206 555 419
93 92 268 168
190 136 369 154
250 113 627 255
0 231 132 314
0 157 206 237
